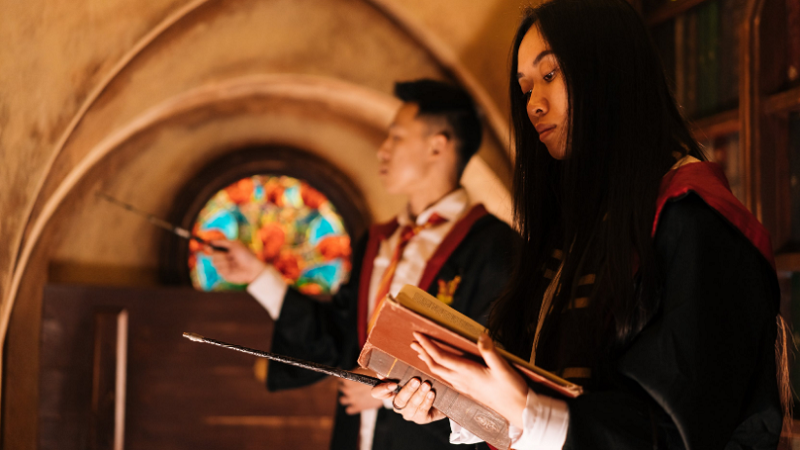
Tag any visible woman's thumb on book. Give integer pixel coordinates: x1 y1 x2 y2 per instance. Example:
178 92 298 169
478 332 502 368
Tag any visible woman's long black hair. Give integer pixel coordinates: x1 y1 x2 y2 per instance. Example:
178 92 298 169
488 0 705 358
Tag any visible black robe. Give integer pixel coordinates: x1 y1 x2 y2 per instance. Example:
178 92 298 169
536 163 782 449
266 205 518 450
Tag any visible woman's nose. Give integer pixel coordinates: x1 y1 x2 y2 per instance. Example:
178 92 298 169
527 92 548 118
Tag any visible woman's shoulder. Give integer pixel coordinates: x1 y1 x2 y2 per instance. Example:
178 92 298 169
655 161 775 270
655 193 779 306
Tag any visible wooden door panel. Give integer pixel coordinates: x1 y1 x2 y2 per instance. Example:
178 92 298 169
39 284 338 450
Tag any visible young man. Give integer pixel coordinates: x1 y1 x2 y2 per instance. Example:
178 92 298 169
211 79 517 450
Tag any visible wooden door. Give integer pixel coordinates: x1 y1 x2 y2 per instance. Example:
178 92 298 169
38 284 338 450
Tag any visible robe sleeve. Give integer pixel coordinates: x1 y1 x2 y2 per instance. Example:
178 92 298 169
266 234 368 391
563 194 782 450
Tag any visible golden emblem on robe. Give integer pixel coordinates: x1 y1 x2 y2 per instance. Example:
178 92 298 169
436 275 461 305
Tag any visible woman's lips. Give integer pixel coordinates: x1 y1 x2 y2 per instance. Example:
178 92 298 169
537 125 556 140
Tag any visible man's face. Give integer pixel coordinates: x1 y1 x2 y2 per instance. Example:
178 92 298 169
377 103 436 195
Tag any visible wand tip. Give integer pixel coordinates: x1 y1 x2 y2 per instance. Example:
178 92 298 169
183 332 205 342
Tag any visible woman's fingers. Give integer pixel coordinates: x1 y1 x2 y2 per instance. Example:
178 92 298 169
415 344 455 380
370 381 398 400
477 332 511 373
413 332 483 373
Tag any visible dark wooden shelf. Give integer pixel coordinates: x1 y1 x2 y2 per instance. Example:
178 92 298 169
688 108 739 140
765 85 800 115
645 0 709 26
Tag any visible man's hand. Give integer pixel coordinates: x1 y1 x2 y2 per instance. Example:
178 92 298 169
209 240 267 284
339 368 384 414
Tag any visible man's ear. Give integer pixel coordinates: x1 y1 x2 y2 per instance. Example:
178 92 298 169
429 133 450 157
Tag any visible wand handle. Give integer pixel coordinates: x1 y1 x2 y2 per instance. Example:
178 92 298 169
182 332 382 387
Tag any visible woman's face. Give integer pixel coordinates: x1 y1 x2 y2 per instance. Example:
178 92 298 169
516 26 569 160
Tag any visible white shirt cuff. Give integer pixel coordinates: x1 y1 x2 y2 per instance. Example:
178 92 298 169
449 419 485 444
246 266 288 320
509 389 569 450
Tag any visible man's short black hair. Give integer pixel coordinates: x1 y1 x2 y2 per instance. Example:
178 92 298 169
394 79 483 175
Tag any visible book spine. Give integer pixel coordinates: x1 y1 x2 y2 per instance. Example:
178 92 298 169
697 2 710 115
719 0 733 107
686 9 699 117
788 0 800 84
707 0 720 113
675 14 686 111
365 348 512 450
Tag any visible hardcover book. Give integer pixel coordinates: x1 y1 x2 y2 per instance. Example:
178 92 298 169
358 285 583 449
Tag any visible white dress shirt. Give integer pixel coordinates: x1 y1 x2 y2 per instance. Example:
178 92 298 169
247 188 471 450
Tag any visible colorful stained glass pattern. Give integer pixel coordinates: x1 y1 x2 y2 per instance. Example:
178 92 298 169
188 175 352 294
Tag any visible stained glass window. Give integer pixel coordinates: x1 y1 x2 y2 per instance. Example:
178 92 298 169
188 175 352 294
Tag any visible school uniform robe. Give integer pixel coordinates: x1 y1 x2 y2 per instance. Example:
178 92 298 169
266 205 518 450
531 162 782 449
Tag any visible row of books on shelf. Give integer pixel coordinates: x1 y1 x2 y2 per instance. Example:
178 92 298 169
650 0 744 118
647 0 800 119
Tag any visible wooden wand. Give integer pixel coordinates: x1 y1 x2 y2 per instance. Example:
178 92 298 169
96 192 228 253
182 332 384 387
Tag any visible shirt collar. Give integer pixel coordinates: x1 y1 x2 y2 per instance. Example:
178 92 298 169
398 188 470 227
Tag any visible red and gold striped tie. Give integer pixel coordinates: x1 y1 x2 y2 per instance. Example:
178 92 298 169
367 213 448 333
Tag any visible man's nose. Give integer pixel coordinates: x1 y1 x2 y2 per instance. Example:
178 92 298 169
377 140 390 161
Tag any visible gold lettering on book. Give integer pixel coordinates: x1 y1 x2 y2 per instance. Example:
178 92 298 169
474 413 503 433
411 291 484 340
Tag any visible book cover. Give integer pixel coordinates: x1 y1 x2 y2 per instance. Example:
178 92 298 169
359 285 583 398
358 285 583 449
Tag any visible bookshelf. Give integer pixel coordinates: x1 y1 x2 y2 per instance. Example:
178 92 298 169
640 0 800 440
640 0 799 248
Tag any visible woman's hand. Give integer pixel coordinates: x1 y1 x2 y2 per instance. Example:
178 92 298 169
413 331 529 428
370 378 446 424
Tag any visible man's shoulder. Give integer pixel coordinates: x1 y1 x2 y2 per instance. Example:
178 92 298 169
451 210 519 260
466 211 516 239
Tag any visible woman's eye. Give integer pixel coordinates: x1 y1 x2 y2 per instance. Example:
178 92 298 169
523 89 532 103
543 70 556 82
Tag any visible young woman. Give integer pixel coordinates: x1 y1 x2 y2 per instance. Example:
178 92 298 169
372 0 788 448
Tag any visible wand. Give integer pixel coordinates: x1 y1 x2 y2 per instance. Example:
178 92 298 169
182 332 384 387
97 192 228 253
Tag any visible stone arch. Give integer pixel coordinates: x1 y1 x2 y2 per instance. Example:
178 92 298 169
1 0 513 440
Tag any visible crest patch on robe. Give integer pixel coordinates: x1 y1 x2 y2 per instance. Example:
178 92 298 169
436 275 461 305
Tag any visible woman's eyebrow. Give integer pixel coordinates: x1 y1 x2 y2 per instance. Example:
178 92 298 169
517 50 554 79
533 50 554 67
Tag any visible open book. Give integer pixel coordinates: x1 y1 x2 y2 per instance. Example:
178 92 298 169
358 285 582 449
